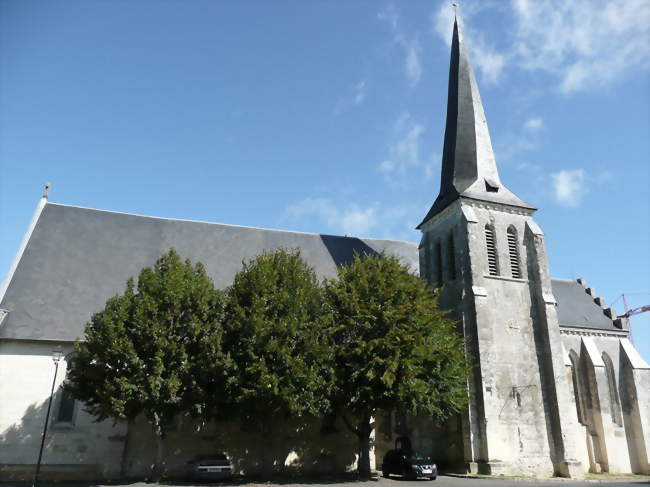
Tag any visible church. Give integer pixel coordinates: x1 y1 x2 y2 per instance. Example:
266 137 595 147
1 13 648 481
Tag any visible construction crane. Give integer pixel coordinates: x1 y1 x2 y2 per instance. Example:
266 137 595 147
618 305 650 319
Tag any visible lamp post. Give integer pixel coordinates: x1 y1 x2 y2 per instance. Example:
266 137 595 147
32 347 63 487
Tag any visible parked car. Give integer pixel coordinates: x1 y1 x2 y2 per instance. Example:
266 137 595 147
382 449 437 480
192 453 233 481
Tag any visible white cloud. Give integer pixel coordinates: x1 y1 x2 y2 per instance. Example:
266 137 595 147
405 39 422 87
432 0 650 93
376 112 427 184
282 198 379 236
340 204 378 236
379 3 423 87
282 197 421 241
551 169 586 207
524 117 543 131
432 2 506 84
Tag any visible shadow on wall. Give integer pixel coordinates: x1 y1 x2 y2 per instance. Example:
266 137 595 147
122 414 360 481
0 395 101 481
319 235 378 268
2 395 360 482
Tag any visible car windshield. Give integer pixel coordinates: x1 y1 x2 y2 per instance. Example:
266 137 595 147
406 452 432 462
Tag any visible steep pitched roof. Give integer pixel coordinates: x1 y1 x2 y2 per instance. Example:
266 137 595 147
0 202 418 341
418 14 534 228
551 278 622 331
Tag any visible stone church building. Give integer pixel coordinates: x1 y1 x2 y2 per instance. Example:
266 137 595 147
1 14 648 481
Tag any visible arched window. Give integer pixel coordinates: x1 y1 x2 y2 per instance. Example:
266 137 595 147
484 225 498 276
447 232 457 280
507 226 521 278
435 240 443 286
569 350 588 425
602 353 623 426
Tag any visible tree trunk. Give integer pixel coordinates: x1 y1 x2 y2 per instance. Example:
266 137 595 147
120 418 135 478
357 432 372 477
150 426 165 482
357 415 372 478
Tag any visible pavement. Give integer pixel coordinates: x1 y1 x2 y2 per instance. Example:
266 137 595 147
5 474 650 487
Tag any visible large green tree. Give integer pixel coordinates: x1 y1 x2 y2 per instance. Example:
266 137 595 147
222 249 332 452
65 249 227 480
324 252 471 477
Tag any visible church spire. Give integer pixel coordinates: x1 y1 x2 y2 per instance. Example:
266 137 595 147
417 11 534 229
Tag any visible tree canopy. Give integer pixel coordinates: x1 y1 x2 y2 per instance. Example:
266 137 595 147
324 252 470 476
65 249 226 479
222 249 332 430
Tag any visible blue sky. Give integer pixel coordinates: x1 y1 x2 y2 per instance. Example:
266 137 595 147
1 0 649 359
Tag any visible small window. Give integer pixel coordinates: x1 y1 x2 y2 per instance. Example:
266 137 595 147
484 225 498 276
56 390 76 424
507 227 521 279
435 240 443 286
447 233 457 280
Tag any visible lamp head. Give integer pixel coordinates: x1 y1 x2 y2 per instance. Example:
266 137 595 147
52 346 63 363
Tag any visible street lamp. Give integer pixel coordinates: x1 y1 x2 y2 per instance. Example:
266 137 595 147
32 347 63 487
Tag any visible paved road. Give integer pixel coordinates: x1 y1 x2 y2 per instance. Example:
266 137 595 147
4 476 649 487
87 475 649 487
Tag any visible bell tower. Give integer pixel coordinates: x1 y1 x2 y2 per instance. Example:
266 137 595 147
419 12 584 478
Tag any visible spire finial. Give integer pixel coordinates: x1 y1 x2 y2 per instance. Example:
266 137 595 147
42 182 51 199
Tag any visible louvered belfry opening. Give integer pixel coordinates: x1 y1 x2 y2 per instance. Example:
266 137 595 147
507 227 521 278
485 225 498 276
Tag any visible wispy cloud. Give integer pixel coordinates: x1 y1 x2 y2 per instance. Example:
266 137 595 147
377 112 428 185
550 168 612 207
379 3 423 87
282 197 422 241
512 0 650 94
353 80 367 105
282 198 378 236
433 0 650 94
335 80 368 114
551 169 586 207
524 117 543 131
432 2 506 84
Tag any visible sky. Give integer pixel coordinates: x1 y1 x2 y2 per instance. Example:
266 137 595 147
1 0 649 359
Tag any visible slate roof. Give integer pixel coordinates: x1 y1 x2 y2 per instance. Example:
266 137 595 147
0 203 418 341
0 202 621 342
551 278 619 331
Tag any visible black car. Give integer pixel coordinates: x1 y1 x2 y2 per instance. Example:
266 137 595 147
382 449 437 480
192 453 233 481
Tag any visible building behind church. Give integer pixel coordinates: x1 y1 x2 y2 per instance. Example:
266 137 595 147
1 13 648 481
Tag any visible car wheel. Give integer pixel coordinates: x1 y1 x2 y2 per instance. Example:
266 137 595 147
429 475 437 481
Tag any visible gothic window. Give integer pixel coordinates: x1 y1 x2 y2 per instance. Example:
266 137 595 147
569 351 587 425
507 226 521 279
55 388 76 424
484 225 498 276
447 232 457 280
602 353 623 426
435 240 443 286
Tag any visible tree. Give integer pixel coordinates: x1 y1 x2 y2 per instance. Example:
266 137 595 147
323 252 471 477
65 249 227 481
222 248 332 469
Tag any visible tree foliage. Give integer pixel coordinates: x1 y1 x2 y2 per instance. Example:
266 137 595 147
323 252 470 475
66 249 226 478
222 249 332 430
